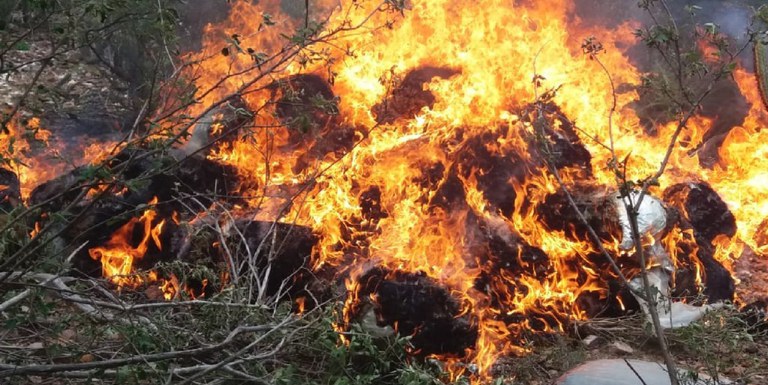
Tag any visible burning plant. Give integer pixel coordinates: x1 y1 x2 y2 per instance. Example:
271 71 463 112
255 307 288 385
1 0 768 383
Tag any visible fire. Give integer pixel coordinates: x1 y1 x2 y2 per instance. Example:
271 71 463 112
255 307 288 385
709 69 768 256
86 0 768 379
1 117 55 198
0 116 118 201
88 197 166 288
87 198 210 301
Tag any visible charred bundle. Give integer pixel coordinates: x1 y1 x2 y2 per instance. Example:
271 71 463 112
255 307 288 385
6 63 751 360
347 267 478 356
7 99 252 287
0 168 21 211
372 66 460 124
663 182 736 302
337 98 741 347
171 219 318 299
270 74 362 173
537 182 736 307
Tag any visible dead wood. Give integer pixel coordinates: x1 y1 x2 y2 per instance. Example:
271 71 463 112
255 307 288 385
171 219 318 301
522 101 593 174
0 323 281 378
372 66 460 124
179 95 252 157
349 267 478 356
0 167 21 211
270 73 339 134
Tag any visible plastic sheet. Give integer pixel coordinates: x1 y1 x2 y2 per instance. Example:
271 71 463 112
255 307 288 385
629 268 724 329
613 190 667 251
556 359 731 385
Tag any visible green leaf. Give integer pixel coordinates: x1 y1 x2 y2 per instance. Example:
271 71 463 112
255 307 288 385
14 41 29 51
684 5 702 14
758 5 768 24
262 13 275 26
756 40 768 109
7 136 15 154
704 22 718 35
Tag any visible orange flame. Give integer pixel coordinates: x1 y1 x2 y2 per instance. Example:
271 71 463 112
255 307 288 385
91 0 768 378
171 0 768 378
88 197 166 288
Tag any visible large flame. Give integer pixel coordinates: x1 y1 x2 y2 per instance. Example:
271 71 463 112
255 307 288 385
175 0 768 377
90 0 768 379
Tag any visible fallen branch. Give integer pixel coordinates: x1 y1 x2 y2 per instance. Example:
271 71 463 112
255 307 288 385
175 316 296 384
0 323 280 377
0 243 87 313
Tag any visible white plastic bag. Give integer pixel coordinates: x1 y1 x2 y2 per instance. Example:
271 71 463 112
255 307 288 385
613 190 667 251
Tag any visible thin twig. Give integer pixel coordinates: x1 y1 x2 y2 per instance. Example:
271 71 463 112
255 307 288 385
0 324 278 377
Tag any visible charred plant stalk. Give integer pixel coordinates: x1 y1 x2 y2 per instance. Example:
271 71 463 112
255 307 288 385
626 201 679 385
541 157 636 295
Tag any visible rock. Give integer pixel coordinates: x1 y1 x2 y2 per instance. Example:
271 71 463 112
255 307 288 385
581 335 602 348
556 359 731 385
609 341 634 355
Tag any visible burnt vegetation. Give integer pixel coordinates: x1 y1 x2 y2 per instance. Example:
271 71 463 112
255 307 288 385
1 1 768 384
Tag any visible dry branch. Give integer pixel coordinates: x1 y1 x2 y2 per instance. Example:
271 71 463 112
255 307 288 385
0 323 281 378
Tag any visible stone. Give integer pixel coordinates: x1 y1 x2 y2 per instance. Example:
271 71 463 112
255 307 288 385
581 335 602 348
556 359 731 385
609 341 634 355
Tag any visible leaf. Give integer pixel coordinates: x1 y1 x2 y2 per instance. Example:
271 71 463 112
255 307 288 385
262 13 275 26
758 5 768 24
684 5 702 14
14 41 29 51
704 22 718 35
723 61 737 74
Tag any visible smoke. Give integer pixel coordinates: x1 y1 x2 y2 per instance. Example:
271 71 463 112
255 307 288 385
572 0 761 167
176 1 241 52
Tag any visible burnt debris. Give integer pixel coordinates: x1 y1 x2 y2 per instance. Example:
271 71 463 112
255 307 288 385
372 66 460 124
349 267 478 356
0 168 21 211
664 182 737 242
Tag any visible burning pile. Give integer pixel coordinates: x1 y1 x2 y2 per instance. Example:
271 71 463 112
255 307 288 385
3 0 768 379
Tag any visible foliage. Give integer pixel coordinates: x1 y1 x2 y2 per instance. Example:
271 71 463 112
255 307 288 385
668 309 767 384
0 285 448 384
